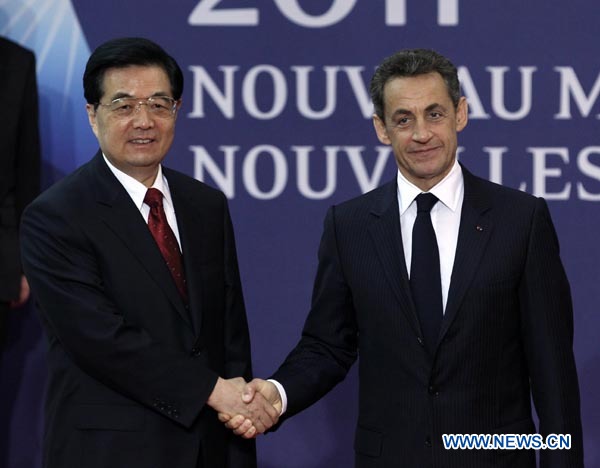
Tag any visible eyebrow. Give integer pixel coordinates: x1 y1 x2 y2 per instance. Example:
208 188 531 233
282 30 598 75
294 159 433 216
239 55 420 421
390 102 448 118
107 91 172 101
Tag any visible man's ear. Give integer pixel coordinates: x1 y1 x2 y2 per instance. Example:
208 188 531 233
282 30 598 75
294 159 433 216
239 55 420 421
373 114 391 145
455 97 468 133
86 104 99 138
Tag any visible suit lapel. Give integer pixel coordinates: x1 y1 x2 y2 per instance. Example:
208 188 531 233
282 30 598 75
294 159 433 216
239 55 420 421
368 181 422 338
90 153 192 328
167 174 206 336
439 167 493 345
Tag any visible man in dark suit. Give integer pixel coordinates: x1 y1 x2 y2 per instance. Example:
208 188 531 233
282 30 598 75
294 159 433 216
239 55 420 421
20 37 278 468
225 49 583 467
0 37 40 342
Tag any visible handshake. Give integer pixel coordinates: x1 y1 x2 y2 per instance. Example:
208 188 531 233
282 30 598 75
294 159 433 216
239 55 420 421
207 377 282 438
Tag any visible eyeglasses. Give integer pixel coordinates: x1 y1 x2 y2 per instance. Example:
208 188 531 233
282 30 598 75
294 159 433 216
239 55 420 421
96 96 179 118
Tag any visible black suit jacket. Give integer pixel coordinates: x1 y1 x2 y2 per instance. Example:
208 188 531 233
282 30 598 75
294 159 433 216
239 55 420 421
272 166 583 468
20 152 256 468
0 37 40 302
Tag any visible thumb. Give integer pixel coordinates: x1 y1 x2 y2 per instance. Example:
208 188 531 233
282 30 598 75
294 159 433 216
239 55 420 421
242 381 258 403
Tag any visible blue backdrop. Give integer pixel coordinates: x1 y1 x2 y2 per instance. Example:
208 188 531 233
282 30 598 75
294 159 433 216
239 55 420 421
1 1 598 467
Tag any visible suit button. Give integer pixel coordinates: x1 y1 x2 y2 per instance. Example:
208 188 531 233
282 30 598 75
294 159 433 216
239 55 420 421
428 385 439 396
425 436 432 448
417 337 425 347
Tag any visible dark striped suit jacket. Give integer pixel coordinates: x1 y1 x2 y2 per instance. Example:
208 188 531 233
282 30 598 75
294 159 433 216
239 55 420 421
272 165 583 468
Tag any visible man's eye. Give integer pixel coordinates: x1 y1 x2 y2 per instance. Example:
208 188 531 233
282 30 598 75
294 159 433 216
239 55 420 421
112 101 133 112
429 111 443 119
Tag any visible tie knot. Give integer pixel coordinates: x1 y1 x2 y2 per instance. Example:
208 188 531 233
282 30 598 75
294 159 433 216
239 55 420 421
144 188 164 209
416 193 438 213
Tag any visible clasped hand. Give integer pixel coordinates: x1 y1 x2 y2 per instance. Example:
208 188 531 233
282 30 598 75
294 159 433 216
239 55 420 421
208 377 281 439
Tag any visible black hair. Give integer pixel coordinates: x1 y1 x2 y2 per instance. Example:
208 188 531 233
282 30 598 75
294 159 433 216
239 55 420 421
83 37 183 107
370 49 460 119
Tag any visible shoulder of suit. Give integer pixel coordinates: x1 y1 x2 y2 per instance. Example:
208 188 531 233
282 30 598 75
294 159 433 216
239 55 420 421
162 166 226 200
464 168 539 207
335 179 395 210
26 161 94 217
0 37 35 64
327 179 396 223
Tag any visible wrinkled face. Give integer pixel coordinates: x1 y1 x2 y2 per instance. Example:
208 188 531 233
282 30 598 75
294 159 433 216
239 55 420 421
373 72 468 191
86 65 180 186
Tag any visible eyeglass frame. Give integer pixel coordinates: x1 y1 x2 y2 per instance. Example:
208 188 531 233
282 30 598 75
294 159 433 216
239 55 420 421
94 95 180 118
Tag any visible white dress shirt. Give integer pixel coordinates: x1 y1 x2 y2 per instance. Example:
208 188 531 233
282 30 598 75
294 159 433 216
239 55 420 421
397 159 464 312
103 154 182 251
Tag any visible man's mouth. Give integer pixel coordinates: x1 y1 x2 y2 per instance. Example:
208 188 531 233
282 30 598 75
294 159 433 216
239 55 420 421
130 138 154 144
409 146 441 155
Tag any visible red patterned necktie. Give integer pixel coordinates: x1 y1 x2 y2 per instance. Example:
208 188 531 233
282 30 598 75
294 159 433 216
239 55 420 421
144 188 188 302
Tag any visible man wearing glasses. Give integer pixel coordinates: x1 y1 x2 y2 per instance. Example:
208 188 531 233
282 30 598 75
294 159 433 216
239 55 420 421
20 37 278 468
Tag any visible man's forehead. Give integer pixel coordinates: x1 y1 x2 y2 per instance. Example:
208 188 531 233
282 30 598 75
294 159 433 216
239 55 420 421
101 65 170 96
102 65 167 82
383 73 453 109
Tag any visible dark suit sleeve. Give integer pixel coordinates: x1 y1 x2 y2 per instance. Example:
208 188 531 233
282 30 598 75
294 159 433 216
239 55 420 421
20 200 218 429
0 43 40 300
272 206 358 418
221 197 257 467
222 199 252 381
519 198 583 467
15 48 40 219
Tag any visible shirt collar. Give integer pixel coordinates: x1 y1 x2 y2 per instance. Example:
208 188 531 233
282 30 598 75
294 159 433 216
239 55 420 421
102 154 173 211
396 159 464 215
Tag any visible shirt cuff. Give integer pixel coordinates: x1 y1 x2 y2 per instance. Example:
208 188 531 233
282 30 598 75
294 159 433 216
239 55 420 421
267 379 288 415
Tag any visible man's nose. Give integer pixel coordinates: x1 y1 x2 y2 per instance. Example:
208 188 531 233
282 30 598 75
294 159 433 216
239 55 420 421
412 119 432 142
132 103 154 128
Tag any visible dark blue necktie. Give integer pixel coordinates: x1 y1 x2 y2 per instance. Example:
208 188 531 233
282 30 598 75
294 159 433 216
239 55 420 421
410 193 443 353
